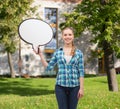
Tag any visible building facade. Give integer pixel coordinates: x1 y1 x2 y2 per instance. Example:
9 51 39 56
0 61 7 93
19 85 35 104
0 0 120 76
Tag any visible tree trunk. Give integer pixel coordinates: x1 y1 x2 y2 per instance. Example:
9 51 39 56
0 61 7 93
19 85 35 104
18 39 22 77
7 51 15 78
103 41 118 92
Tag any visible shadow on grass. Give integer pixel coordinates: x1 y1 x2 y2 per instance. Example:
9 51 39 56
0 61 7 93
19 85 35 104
0 78 54 96
84 74 97 78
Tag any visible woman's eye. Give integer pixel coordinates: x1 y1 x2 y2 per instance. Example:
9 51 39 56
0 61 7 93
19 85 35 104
64 34 67 36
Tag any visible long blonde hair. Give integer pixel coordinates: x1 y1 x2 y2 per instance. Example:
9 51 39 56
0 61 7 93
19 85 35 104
62 27 76 56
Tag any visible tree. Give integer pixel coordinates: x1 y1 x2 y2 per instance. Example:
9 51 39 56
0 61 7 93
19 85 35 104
60 0 120 91
0 0 36 78
99 0 119 92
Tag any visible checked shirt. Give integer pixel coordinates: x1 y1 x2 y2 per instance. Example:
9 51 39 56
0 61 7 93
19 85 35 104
46 48 84 87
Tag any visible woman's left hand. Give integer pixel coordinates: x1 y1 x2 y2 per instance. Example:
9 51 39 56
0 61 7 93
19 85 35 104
77 88 84 99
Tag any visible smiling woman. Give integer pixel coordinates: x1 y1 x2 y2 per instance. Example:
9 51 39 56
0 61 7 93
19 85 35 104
33 27 84 109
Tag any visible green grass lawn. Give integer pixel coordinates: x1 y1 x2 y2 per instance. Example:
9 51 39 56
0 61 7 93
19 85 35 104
0 75 120 109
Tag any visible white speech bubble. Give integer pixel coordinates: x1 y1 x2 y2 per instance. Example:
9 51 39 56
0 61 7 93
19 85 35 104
18 18 53 49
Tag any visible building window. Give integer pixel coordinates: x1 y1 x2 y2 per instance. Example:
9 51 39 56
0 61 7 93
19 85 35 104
44 7 58 50
44 7 57 38
44 8 58 62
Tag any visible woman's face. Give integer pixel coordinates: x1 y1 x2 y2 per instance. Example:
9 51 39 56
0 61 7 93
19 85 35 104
62 28 74 45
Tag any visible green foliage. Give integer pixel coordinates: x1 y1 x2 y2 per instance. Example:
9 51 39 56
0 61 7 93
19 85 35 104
60 0 120 58
0 0 34 53
59 12 87 37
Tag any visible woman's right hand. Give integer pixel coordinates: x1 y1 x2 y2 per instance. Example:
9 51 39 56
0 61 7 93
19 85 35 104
33 46 48 67
33 46 42 55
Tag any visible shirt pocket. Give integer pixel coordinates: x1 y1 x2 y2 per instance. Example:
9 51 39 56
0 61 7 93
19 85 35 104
58 57 65 64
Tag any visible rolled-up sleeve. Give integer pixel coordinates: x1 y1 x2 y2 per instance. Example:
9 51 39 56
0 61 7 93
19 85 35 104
45 50 57 72
78 52 84 77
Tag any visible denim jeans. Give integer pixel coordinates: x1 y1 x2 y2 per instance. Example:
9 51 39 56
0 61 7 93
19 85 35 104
55 85 80 109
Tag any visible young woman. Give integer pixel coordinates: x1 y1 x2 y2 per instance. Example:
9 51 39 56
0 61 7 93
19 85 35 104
34 27 84 109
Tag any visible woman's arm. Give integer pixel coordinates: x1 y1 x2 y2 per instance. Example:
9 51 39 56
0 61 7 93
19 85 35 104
77 51 84 99
78 77 84 99
80 77 84 90
34 47 57 71
38 52 48 68
33 47 48 68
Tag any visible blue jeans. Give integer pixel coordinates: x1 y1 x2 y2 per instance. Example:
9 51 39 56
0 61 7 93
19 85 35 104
55 85 80 109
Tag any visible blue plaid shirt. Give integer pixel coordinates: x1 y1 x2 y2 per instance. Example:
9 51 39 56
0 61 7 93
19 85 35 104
46 48 84 87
